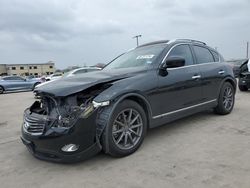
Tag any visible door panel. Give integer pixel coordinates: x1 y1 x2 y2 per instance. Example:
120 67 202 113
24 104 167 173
11 79 30 90
4 77 31 90
155 66 202 116
153 44 203 117
199 63 225 101
192 45 225 101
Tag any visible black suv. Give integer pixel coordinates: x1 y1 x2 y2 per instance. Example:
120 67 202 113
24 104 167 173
21 39 236 163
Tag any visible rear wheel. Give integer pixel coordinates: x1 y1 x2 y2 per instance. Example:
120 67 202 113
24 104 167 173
0 86 4 94
100 100 147 157
214 82 235 115
238 84 248 91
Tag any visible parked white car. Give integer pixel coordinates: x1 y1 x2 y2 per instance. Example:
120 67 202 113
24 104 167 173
45 73 63 81
64 67 101 77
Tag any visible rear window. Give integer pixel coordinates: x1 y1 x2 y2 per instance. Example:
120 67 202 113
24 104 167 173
193 46 214 64
211 51 220 62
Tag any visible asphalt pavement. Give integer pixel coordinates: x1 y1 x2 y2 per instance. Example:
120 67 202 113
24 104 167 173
0 90 250 188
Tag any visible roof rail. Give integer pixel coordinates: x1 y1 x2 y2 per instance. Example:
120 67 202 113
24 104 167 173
174 39 206 45
137 40 169 48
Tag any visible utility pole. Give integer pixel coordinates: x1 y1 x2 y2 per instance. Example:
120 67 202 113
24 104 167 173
247 41 249 59
133 35 142 47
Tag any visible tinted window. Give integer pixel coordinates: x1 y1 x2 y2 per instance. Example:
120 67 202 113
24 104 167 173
193 46 214 64
219 54 224 62
168 44 194 66
3 76 23 81
53 73 62 77
12 76 24 81
3 77 11 81
211 51 219 62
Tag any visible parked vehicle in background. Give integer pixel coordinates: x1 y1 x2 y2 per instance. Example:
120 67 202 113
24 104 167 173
0 76 41 94
226 59 248 78
238 59 250 91
64 67 101 77
45 73 63 81
26 75 45 83
21 39 236 163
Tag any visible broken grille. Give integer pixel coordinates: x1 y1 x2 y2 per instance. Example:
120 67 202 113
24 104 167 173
23 114 45 135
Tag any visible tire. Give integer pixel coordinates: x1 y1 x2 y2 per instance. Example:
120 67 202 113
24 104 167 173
0 86 4 94
100 100 147 157
214 82 235 115
238 84 248 91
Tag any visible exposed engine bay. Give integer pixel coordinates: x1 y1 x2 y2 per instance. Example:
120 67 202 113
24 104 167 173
29 83 111 128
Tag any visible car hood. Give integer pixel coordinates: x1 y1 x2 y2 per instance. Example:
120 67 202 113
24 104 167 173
35 67 147 97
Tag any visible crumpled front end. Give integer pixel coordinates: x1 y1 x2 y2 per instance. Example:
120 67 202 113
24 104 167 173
239 72 250 88
21 85 111 163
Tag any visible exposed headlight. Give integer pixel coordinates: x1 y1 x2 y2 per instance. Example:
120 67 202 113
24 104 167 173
57 103 95 128
92 100 110 108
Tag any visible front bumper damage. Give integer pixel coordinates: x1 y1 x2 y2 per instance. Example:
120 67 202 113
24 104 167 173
20 83 112 163
239 72 250 88
21 108 102 163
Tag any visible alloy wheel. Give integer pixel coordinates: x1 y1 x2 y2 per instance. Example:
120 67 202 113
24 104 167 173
223 87 234 110
112 108 143 150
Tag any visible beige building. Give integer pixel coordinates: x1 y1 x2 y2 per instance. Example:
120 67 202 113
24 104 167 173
0 64 7 76
0 61 55 76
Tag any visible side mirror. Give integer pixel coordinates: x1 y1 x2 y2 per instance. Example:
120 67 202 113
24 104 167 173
161 56 185 69
159 56 185 76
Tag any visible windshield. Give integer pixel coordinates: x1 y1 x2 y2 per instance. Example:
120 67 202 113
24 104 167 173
104 44 166 70
63 70 74 77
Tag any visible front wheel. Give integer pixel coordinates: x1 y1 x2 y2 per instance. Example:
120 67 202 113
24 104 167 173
214 82 235 115
100 100 147 157
238 84 248 91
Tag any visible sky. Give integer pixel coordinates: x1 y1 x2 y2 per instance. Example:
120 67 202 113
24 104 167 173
0 0 249 69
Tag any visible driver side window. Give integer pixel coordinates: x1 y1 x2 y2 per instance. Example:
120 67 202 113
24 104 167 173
13 76 24 81
168 44 194 66
74 69 87 74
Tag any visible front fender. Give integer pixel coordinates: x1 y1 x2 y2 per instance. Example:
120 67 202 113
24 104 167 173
93 87 153 118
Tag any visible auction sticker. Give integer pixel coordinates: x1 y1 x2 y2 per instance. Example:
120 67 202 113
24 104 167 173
136 55 155 59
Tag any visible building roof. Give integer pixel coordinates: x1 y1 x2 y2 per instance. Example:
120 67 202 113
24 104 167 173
3 62 55 66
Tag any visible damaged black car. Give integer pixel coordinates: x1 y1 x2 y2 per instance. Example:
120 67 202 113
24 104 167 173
238 59 250 91
21 39 236 163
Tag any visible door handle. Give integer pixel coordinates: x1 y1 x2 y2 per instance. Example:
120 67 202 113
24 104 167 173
192 75 201 79
218 70 225 75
